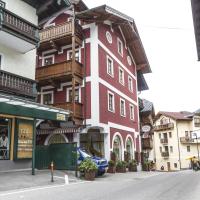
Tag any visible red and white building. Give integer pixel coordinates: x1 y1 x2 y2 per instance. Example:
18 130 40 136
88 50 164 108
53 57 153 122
36 1 151 162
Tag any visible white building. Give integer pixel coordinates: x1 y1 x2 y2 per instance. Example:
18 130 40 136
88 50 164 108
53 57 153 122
154 111 200 171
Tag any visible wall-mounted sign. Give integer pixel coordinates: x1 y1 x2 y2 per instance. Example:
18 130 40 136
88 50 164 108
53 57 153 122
142 125 151 133
56 113 66 121
17 121 33 159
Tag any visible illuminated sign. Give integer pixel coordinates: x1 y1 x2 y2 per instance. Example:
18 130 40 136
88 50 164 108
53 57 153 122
56 113 66 121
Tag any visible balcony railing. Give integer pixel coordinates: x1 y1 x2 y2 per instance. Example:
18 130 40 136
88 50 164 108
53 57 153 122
36 60 83 83
0 70 36 99
160 138 168 144
0 7 39 44
161 152 169 157
142 138 153 149
39 21 83 47
54 102 83 119
154 123 174 131
180 137 195 144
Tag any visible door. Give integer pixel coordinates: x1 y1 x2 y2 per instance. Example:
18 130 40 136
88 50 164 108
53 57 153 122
167 162 171 171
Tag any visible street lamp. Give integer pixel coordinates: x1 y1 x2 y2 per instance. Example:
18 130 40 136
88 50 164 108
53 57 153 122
193 132 200 160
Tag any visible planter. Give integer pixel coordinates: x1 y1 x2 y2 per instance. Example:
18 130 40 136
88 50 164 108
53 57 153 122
116 167 126 173
128 165 137 172
84 171 96 181
107 166 116 173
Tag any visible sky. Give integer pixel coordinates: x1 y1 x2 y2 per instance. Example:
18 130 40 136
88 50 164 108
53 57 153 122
83 0 200 113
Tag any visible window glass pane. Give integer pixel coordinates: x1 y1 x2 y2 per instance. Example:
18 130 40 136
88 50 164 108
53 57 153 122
43 93 52 105
44 57 53 66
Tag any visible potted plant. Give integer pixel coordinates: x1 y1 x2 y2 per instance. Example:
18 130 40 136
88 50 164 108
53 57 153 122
128 159 137 172
79 158 98 181
107 160 116 173
116 160 127 173
142 160 151 171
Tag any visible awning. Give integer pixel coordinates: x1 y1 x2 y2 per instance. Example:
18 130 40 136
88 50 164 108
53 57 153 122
37 126 83 135
0 94 70 121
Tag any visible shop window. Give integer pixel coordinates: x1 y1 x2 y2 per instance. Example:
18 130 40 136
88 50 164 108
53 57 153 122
113 135 122 160
0 118 10 160
126 137 133 159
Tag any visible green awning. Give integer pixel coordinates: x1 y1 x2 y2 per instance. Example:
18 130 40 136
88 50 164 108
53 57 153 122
0 94 70 121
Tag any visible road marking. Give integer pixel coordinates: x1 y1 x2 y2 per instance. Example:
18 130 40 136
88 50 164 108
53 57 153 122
0 181 90 197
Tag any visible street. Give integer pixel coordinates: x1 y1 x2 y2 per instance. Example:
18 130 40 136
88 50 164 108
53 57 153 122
1 170 200 200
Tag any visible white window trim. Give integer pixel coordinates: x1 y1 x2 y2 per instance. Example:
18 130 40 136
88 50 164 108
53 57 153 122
120 98 126 117
118 66 125 86
66 87 81 103
107 55 114 77
129 104 134 120
42 55 55 67
41 91 54 105
67 49 80 62
117 37 123 57
107 91 115 113
128 75 133 92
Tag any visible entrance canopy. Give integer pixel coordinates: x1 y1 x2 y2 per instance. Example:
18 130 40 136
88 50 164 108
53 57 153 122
0 94 70 121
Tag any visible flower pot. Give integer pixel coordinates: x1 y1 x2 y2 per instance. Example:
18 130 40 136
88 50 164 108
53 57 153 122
84 171 96 181
107 166 116 173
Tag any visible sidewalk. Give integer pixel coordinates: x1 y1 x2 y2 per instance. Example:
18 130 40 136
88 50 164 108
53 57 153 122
0 170 80 193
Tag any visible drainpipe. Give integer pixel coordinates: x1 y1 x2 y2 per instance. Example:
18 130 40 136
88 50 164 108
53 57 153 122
176 121 182 169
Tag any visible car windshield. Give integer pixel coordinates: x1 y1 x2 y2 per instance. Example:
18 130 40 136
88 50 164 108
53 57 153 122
79 149 92 158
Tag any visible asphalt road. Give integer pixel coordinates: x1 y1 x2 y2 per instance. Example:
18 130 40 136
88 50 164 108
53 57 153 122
1 170 200 200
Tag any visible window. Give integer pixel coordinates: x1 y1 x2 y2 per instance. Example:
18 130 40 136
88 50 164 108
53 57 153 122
119 67 124 85
170 146 173 153
159 133 161 139
164 146 168 152
42 92 53 105
159 146 162 153
117 38 123 56
129 104 134 120
107 56 114 77
174 163 177 168
169 132 172 138
42 55 54 66
185 131 189 137
67 50 80 62
108 91 115 112
67 89 80 103
187 146 190 152
120 98 126 117
128 76 133 92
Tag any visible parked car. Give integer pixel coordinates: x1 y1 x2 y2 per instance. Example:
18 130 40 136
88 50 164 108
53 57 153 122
77 148 108 175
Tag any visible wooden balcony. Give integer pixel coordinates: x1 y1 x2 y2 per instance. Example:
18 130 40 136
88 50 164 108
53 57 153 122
160 138 168 144
38 21 83 51
0 7 39 52
36 60 83 85
142 138 153 149
161 152 169 157
180 137 195 144
154 123 174 131
0 70 37 99
54 102 83 119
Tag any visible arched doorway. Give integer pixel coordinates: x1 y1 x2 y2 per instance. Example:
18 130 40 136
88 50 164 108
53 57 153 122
126 137 134 160
113 135 123 161
45 133 68 145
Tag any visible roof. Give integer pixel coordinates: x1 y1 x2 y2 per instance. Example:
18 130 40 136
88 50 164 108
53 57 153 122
137 71 149 91
140 99 154 113
191 0 200 60
155 111 193 121
76 5 151 74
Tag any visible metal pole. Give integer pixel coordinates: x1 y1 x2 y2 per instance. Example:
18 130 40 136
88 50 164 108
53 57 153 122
32 119 36 175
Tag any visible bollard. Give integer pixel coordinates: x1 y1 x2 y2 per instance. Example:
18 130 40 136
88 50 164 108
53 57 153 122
51 161 54 182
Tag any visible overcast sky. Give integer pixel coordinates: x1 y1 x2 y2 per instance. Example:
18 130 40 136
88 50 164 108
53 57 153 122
84 0 200 113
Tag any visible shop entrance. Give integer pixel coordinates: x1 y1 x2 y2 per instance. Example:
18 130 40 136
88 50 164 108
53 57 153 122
80 129 105 157
0 117 11 160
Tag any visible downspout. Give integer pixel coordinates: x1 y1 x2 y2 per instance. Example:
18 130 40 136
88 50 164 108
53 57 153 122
176 121 182 169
